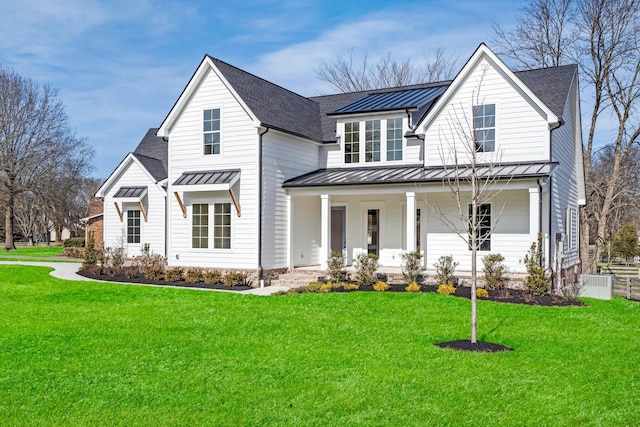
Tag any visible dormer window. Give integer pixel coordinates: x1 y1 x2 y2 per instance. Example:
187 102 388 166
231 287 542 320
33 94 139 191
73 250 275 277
365 120 381 162
344 122 360 163
386 118 403 161
473 104 495 152
203 108 221 155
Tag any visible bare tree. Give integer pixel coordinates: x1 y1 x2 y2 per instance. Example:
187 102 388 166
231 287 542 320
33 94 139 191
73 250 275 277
493 0 640 272
315 49 457 93
431 68 510 344
0 66 93 250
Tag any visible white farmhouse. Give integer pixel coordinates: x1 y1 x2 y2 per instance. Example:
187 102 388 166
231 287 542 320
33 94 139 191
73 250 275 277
96 44 586 287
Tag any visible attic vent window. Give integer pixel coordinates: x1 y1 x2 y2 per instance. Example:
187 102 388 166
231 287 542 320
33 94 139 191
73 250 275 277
203 108 221 155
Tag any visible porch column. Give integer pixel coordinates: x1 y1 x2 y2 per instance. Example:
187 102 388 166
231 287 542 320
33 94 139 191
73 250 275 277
320 194 331 269
529 187 540 243
406 191 416 252
286 194 292 269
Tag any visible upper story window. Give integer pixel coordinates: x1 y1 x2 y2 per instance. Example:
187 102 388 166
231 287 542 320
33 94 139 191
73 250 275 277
203 109 221 155
387 118 403 161
365 120 381 162
127 210 140 244
473 104 495 152
344 122 360 163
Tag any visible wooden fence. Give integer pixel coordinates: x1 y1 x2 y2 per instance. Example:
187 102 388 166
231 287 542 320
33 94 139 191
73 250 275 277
599 264 640 300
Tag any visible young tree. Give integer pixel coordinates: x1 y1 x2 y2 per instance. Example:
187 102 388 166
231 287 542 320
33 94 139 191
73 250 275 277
0 66 93 249
315 49 457 93
433 67 510 344
611 224 640 263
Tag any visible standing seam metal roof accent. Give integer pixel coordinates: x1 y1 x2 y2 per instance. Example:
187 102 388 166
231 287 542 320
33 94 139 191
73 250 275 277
329 86 448 115
172 169 240 186
113 186 147 198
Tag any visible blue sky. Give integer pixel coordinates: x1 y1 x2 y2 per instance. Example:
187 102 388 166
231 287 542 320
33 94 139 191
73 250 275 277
0 0 525 179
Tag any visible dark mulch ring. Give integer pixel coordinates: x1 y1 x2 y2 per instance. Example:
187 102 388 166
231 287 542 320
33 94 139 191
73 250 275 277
76 270 252 291
333 283 585 307
435 340 513 353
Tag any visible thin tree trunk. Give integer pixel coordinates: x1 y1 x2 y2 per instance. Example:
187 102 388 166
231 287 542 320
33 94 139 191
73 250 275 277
4 191 15 251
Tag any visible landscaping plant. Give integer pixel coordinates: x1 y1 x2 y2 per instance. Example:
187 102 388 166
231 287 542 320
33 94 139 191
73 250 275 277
353 252 379 287
434 255 458 286
524 233 550 296
401 251 423 284
327 251 348 283
482 253 507 295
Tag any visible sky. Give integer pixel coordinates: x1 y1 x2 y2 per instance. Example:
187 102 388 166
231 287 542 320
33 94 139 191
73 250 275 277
0 0 527 179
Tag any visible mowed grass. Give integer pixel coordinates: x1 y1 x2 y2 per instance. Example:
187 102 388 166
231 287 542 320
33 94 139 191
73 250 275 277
1 265 639 426
0 245 64 259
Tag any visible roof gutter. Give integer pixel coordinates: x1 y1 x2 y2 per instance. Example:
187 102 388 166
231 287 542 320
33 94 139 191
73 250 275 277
258 126 269 288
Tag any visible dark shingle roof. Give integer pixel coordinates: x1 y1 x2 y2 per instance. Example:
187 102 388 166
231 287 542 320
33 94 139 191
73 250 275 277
283 162 558 188
132 128 167 182
208 57 323 142
515 64 577 119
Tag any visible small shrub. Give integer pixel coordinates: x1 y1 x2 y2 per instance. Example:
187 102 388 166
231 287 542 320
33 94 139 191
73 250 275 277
327 251 348 283
81 264 102 276
401 251 423 284
304 282 323 293
483 253 507 292
165 267 184 282
437 284 456 295
145 267 164 281
353 252 379 287
373 281 390 292
63 237 85 248
65 247 85 259
476 288 489 299
124 266 138 279
434 255 458 286
82 235 98 266
319 282 334 293
203 270 223 285
342 283 360 291
105 266 124 276
405 281 421 292
224 271 247 287
103 246 126 268
524 233 550 296
185 268 203 283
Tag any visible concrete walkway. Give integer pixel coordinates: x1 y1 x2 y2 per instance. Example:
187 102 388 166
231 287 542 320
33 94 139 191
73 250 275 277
0 261 288 295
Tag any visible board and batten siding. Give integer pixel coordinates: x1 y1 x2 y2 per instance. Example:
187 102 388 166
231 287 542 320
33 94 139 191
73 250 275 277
550 72 580 269
424 57 551 167
103 160 166 257
262 131 320 269
166 67 258 269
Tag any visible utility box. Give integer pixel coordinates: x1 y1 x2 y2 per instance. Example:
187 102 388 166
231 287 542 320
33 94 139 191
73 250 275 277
579 274 613 300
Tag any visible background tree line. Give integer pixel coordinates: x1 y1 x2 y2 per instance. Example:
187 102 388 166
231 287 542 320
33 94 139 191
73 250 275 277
317 0 640 272
0 65 96 250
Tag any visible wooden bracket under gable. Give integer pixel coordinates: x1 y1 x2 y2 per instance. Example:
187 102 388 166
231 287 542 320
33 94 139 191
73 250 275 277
174 192 187 218
114 202 123 222
229 189 241 217
138 201 148 222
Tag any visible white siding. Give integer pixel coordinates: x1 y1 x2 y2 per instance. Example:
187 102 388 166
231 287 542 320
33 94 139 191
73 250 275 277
550 73 580 268
424 57 551 167
423 190 532 274
262 131 320 269
167 68 258 269
102 160 166 257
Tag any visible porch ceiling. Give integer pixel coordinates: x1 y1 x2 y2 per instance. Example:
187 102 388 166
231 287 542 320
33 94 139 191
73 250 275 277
283 162 558 188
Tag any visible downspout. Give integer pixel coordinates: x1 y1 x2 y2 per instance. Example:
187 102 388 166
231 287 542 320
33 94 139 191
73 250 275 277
548 119 562 291
258 126 269 288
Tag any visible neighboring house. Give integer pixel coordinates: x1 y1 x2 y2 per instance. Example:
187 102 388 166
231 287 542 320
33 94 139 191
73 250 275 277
95 128 168 257
81 197 105 248
98 43 586 288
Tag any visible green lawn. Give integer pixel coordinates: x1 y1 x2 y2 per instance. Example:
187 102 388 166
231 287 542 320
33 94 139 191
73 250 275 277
0 245 64 260
1 265 639 426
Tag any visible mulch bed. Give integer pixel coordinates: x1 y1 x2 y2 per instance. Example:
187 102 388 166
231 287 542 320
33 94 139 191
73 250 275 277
435 340 513 353
76 270 252 291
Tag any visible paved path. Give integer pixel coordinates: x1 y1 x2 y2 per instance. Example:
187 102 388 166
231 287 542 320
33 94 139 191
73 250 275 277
0 261 288 295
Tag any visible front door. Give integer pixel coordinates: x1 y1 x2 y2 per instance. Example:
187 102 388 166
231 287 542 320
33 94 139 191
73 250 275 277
331 206 346 258
367 209 379 255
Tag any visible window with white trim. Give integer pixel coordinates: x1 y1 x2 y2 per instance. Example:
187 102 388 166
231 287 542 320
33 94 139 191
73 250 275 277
473 104 495 152
468 203 491 251
344 122 360 163
127 210 140 244
192 204 209 249
203 109 221 155
387 118 403 161
365 120 381 162
213 203 231 249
